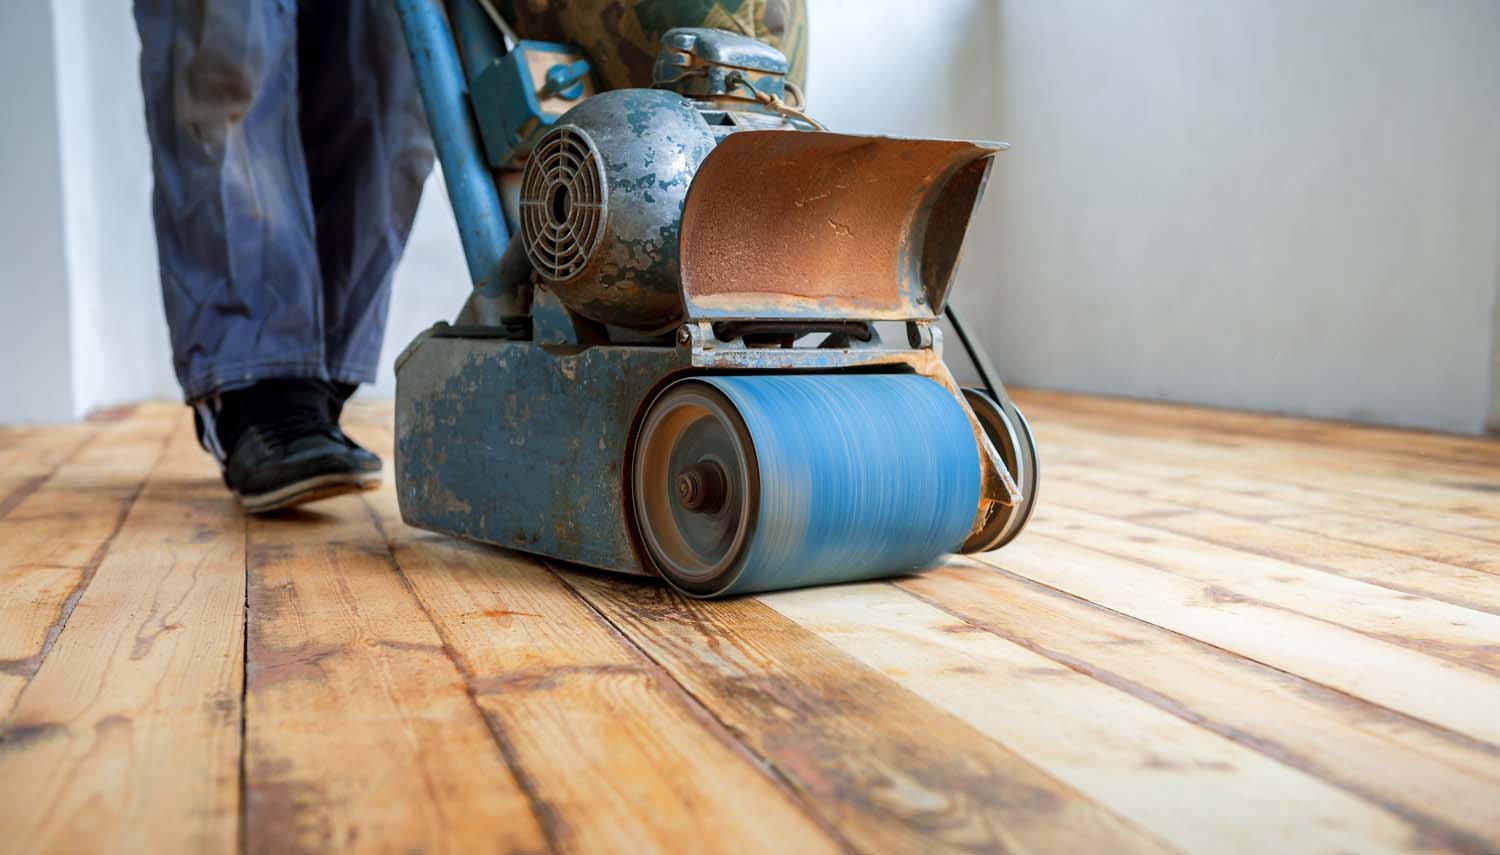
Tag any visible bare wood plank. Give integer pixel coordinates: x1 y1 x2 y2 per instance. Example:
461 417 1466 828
0 424 95 520
1050 444 1500 543
1013 388 1500 469
976 535 1500 746
1048 444 1500 543
897 565 1500 851
357 425 845 855
1264 511 1500 574
1040 464 1500 614
0 407 176 715
1031 419 1500 521
764 581 1431 854
563 570 1176 855
1029 487 1500 671
0 415 244 854
244 495 545 854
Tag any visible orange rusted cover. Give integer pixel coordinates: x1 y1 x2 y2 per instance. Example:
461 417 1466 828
678 130 1004 322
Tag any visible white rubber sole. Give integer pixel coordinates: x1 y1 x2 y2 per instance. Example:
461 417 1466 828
236 470 382 514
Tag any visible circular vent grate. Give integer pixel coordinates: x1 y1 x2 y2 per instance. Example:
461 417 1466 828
520 127 608 282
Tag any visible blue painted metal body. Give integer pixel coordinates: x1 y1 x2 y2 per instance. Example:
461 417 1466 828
395 329 685 573
653 27 790 104
394 327 977 588
392 0 511 294
472 40 596 168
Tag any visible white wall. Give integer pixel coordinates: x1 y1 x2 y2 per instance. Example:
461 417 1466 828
967 0 1500 434
0 2 74 422
51 0 178 414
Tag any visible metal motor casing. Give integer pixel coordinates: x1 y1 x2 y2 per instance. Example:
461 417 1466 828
519 89 716 331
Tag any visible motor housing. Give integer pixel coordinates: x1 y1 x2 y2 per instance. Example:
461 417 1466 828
519 90 716 331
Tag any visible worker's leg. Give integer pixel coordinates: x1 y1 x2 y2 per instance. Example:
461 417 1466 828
135 0 327 403
297 0 435 394
136 0 382 512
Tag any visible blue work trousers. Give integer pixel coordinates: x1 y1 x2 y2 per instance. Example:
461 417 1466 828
135 0 434 401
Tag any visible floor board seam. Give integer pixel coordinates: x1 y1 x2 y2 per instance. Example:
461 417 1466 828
0 427 96 522
1050 459 1500 548
237 515 249 855
959 553 1500 757
1020 506 1500 678
896 574 1500 852
1043 473 1500 598
546 564 862 855
358 494 564 855
0 422 171 724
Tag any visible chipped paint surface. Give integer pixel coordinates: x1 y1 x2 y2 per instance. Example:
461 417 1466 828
523 90 717 331
396 334 686 574
396 330 1019 573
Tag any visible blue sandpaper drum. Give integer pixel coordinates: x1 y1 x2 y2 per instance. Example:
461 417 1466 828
630 374 980 596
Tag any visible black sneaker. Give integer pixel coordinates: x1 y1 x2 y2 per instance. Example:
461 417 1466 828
197 379 382 513
326 382 382 476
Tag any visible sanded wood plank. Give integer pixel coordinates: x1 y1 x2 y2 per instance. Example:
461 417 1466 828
563 570 1176 855
0 408 176 715
1031 419 1500 521
976 536 1500 746
1013 388 1500 469
0 414 244 854
1263 511 1500 574
896 565 1500 851
1028 490 1500 671
1038 465 1500 615
358 425 844 855
382 535 844 855
1047 444 1500 543
0 424 95 520
244 495 545 855
765 582 1441 855
1047 446 1500 543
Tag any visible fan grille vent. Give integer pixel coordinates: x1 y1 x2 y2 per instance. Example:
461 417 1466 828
520 127 607 282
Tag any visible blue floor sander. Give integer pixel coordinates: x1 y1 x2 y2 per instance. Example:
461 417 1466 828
391 2 1039 596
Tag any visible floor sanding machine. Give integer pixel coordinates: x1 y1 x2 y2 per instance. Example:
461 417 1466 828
391 2 1039 596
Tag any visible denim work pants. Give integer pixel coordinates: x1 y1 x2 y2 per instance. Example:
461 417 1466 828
135 0 435 402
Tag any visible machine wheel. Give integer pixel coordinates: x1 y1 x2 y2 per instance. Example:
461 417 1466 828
630 381 758 596
959 389 1040 553
630 374 981 597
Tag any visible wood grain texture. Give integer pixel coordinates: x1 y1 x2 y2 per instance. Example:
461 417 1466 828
1043 457 1500 597
563 570 1176 855
0 414 244 854
900 564 1500 852
974 534 1500 746
1049 444 1500 543
243 494 545 855
0 408 174 715
1012 388 1500 469
764 581 1439 855
0 423 95 520
358 424 844 855
1027 492 1500 668
3 391 1497 854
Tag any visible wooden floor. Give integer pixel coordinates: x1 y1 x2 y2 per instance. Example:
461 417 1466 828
1 390 1498 854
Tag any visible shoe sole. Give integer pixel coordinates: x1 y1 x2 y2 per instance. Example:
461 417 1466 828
237 471 382 514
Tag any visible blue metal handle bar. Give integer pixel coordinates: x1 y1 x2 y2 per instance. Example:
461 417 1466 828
393 0 521 316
